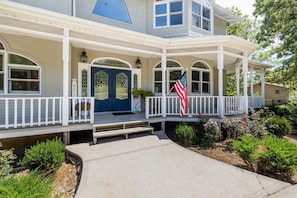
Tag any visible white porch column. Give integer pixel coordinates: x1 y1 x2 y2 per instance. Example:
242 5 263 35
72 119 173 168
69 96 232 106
236 66 240 96
62 28 70 126
161 49 167 118
217 45 224 117
242 52 249 114
249 66 254 107
261 68 265 107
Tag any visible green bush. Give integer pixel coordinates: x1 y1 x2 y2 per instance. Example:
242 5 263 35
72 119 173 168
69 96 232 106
259 136 297 175
0 170 53 198
232 135 260 170
204 119 222 142
0 147 16 179
265 116 292 137
175 123 196 146
287 93 297 129
20 137 65 172
275 104 289 117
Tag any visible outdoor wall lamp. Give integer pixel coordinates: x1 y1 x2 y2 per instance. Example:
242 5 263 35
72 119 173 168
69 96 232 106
80 49 88 63
135 57 142 68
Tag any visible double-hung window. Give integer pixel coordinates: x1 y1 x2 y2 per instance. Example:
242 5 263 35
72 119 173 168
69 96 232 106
0 46 4 93
8 54 40 93
192 0 211 31
154 0 183 27
191 62 211 94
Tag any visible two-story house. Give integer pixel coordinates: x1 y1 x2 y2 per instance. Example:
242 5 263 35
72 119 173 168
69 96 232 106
0 0 269 141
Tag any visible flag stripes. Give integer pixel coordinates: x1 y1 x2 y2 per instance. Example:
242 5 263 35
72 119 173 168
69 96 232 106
174 71 188 117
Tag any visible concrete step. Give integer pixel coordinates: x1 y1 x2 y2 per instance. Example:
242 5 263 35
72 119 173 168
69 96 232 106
93 126 154 144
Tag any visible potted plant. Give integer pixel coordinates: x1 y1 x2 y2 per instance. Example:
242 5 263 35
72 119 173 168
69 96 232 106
75 102 90 116
131 88 142 98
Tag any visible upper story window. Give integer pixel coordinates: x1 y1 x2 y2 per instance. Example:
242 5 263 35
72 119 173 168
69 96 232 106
92 0 131 24
154 0 183 27
154 61 182 93
192 0 211 31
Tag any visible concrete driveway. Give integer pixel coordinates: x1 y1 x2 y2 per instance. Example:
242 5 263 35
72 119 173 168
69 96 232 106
66 131 296 198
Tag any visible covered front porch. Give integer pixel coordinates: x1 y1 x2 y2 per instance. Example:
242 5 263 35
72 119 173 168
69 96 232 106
0 1 269 132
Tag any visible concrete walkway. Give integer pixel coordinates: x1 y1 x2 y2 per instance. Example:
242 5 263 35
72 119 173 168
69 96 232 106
66 131 297 198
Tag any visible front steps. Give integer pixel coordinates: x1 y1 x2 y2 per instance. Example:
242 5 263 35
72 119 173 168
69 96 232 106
92 120 154 144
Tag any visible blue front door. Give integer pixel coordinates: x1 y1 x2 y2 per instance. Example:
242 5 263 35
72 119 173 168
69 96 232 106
91 67 131 112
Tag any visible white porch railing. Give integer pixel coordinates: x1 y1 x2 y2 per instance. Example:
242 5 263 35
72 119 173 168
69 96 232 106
249 96 263 109
146 96 247 118
224 96 245 115
0 97 94 129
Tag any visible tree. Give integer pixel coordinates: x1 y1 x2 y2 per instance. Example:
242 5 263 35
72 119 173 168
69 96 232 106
254 0 297 84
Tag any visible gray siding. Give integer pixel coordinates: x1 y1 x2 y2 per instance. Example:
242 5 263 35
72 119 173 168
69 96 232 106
9 0 73 15
214 16 227 35
75 0 147 33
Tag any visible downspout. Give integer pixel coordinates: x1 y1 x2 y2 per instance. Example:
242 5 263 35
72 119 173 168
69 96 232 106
161 48 167 118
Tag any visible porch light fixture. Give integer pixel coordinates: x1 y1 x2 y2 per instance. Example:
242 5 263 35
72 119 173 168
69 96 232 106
80 49 88 63
135 57 142 68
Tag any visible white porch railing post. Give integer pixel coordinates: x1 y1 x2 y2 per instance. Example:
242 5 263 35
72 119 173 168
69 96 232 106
161 49 167 117
243 52 249 114
90 97 94 124
261 68 265 107
250 66 254 108
145 97 149 119
217 45 224 117
62 28 70 126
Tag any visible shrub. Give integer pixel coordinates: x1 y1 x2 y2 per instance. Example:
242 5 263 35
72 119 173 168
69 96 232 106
0 146 16 179
20 138 65 172
259 136 297 175
247 110 267 138
203 119 221 147
0 170 53 198
222 117 249 139
232 135 260 170
175 123 196 146
275 104 289 117
265 116 292 137
287 93 297 129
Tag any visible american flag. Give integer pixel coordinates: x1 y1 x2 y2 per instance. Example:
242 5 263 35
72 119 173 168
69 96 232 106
174 71 188 117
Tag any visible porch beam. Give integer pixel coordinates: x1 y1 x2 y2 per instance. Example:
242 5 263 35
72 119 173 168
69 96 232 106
0 24 63 41
70 37 162 57
62 28 70 126
223 51 244 59
161 49 167 118
217 45 224 117
261 68 265 107
243 52 249 114
167 51 218 57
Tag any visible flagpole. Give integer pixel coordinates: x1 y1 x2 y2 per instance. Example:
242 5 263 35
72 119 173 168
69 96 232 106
166 68 188 96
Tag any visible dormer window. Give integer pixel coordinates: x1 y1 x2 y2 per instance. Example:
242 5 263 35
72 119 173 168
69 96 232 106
154 0 183 27
192 0 211 31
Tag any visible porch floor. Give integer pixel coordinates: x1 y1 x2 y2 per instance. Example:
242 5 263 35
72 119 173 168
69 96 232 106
0 112 225 139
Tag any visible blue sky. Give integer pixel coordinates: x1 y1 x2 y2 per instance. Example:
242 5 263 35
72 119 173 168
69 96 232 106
216 0 255 17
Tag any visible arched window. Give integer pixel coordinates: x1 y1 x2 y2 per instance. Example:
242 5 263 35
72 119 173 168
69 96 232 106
8 53 41 93
154 60 182 93
191 61 211 94
92 58 130 69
